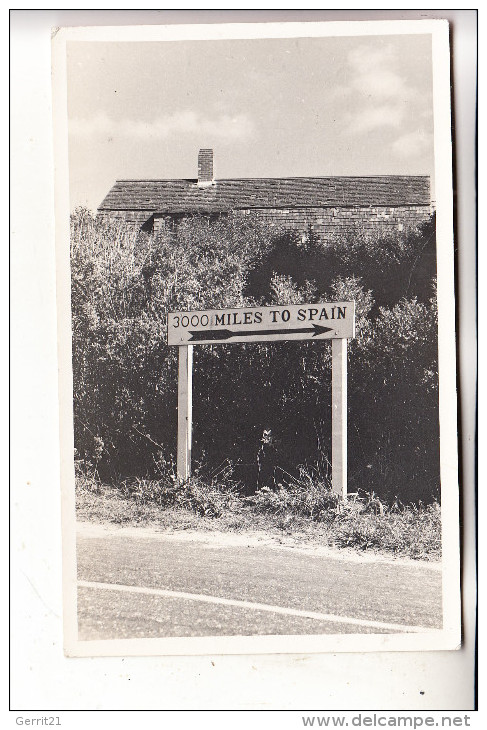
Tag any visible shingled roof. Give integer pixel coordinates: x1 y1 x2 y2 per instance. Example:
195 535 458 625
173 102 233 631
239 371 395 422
98 175 431 215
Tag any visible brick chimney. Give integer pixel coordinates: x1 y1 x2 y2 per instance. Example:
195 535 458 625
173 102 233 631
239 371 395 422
198 148 214 185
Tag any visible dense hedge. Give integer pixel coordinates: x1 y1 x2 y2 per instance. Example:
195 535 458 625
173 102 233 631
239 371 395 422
71 208 439 503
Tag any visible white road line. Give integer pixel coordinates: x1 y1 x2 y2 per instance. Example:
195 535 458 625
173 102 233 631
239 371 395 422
78 580 436 633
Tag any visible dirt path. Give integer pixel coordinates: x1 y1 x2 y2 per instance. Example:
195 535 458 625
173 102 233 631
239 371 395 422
76 520 441 571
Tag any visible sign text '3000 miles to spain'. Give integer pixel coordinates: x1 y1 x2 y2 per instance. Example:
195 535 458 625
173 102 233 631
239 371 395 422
167 302 355 346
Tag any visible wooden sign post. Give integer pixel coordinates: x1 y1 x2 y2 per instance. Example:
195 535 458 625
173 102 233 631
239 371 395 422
332 338 347 499
176 344 193 481
168 302 355 496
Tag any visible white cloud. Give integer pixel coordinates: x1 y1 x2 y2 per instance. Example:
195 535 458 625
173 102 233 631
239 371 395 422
392 130 433 158
69 110 254 141
347 44 410 101
341 43 419 139
348 45 395 74
354 69 407 99
345 105 404 135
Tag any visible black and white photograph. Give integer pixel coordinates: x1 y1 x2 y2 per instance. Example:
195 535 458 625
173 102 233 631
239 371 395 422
50 18 462 658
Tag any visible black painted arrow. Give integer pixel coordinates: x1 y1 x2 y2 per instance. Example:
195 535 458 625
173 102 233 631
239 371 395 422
188 323 334 342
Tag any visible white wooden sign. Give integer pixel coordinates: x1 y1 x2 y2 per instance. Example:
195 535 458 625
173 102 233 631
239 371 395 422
168 302 355 345
167 301 355 498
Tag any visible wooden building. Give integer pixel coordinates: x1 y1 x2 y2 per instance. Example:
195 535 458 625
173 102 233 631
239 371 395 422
98 149 432 243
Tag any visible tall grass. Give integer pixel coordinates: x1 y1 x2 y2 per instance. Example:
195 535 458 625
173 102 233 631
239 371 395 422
75 461 441 561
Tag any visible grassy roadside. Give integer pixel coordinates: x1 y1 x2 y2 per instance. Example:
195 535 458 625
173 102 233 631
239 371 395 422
76 474 441 562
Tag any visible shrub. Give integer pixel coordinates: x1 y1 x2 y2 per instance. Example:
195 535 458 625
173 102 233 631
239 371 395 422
70 208 440 503
245 215 436 310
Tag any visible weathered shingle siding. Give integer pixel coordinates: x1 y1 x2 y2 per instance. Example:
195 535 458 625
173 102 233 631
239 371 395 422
97 209 153 227
233 205 432 239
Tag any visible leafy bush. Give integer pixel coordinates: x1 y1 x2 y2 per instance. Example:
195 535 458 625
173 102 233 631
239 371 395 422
245 215 436 310
71 208 440 503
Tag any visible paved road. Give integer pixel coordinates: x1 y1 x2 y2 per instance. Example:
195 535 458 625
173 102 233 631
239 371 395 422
76 524 442 640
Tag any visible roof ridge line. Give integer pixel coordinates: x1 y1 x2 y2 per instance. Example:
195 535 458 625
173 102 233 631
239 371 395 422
112 174 430 183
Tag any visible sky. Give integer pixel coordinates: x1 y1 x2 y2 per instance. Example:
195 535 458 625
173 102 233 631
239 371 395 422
66 33 434 212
